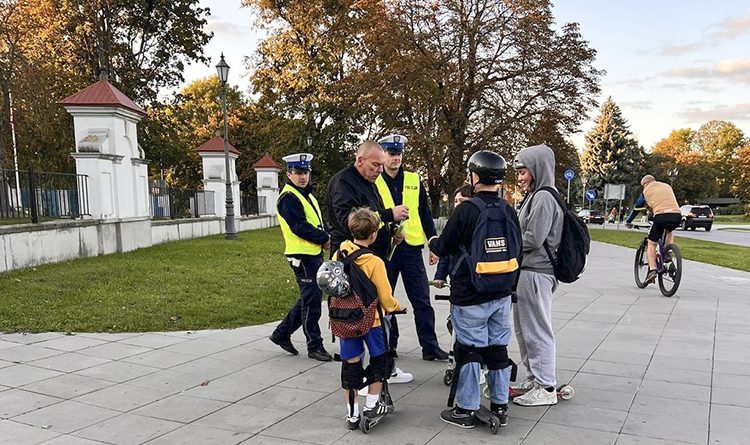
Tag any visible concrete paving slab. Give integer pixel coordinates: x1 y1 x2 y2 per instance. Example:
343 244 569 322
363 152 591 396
118 333 191 349
74 361 159 383
194 404 292 434
20 373 114 400
73 413 181 445
181 375 271 403
39 435 108 445
520 421 618 444
0 364 63 387
0 389 63 419
0 345 61 363
0 419 59 445
144 424 252 445
121 348 199 369
131 394 228 423
28 352 111 373
77 342 152 361
261 411 350 444
12 400 119 434
74 384 173 412
34 335 108 352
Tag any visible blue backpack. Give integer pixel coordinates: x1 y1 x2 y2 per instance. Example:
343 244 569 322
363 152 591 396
457 197 522 294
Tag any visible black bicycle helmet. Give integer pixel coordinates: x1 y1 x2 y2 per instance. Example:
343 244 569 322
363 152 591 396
467 150 507 185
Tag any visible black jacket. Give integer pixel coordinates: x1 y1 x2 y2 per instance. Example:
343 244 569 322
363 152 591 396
429 191 522 306
380 168 437 243
327 165 394 259
277 181 329 259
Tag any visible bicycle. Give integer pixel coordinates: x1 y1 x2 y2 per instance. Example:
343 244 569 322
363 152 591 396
632 223 682 297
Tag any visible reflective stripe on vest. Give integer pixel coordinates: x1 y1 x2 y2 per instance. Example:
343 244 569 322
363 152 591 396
375 171 424 246
277 184 324 255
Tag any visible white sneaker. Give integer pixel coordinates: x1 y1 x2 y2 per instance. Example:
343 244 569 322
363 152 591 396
389 367 413 384
358 387 368 396
513 382 557 406
510 376 535 391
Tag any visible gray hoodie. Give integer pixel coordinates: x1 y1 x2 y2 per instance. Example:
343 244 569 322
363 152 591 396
514 144 563 275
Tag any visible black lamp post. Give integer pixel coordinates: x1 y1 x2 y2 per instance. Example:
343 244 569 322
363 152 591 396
216 53 237 240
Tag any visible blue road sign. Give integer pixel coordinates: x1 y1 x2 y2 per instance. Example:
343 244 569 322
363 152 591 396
586 189 596 201
564 169 575 181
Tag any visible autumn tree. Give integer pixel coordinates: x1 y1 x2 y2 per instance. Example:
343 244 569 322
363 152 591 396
732 142 750 203
580 97 643 203
650 128 718 202
694 120 745 197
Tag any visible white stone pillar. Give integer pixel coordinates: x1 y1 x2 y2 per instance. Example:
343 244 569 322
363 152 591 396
199 151 241 217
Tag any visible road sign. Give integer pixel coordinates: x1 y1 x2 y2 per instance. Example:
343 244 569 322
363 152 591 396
564 169 575 181
604 184 626 200
586 189 596 201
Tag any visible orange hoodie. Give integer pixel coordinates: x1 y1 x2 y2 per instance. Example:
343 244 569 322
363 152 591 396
335 240 403 327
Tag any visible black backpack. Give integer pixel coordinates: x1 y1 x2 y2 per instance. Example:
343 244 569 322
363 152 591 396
533 187 590 283
456 197 522 294
327 248 380 339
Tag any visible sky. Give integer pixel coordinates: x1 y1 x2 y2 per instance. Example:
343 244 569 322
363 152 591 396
181 0 750 151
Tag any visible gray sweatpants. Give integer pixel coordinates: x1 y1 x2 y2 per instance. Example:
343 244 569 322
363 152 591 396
513 270 557 387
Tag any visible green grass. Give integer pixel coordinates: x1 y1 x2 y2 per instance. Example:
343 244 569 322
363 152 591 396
0 228 299 333
714 215 750 225
589 227 750 273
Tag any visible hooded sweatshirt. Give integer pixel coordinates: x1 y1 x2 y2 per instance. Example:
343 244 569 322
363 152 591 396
514 144 563 275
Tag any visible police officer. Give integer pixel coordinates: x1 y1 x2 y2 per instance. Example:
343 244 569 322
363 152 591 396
376 134 448 361
269 153 333 362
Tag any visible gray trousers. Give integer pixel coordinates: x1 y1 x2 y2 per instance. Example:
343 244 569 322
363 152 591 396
513 270 557 387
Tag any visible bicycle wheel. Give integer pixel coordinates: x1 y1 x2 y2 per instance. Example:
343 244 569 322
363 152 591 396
658 244 682 297
634 240 649 288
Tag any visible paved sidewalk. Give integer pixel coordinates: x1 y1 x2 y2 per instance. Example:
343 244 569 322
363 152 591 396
2 241 749 444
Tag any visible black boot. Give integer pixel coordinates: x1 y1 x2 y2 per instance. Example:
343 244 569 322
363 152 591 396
269 334 298 355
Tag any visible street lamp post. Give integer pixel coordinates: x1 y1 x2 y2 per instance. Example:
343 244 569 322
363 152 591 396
216 53 237 240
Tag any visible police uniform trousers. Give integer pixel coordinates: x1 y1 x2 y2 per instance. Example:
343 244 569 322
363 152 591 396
274 254 324 351
387 244 440 353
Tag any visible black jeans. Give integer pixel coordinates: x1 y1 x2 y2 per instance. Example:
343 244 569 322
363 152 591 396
274 254 324 351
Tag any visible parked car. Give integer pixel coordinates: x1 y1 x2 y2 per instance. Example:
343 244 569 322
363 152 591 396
577 209 605 224
680 205 713 231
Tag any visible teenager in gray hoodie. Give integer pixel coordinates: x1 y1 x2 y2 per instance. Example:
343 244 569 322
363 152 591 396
511 144 563 406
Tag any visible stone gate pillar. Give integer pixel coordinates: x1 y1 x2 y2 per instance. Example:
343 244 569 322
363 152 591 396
253 154 281 215
197 136 241 217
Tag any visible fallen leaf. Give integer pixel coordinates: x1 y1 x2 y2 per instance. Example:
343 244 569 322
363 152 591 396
41 425 51 429
169 316 180 321
200 380 210 386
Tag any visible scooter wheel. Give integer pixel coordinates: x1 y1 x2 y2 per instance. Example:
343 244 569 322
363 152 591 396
559 385 575 400
481 385 489 399
443 370 454 386
360 418 371 434
489 417 499 434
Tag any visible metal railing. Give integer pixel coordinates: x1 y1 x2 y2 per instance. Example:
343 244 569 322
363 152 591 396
0 167 89 223
240 192 266 216
149 181 216 219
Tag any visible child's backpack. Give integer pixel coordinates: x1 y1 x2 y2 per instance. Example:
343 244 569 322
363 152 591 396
459 197 522 294
534 186 590 283
325 248 379 339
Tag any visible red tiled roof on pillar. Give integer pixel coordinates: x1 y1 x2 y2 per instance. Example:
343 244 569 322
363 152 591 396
253 154 281 169
197 136 241 155
60 80 147 116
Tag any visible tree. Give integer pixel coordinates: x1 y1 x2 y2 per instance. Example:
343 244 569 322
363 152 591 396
732 142 750 203
694 120 745 197
526 110 581 194
246 0 603 211
580 97 643 205
649 128 718 203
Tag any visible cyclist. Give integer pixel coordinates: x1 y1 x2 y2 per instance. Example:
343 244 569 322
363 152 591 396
625 175 682 284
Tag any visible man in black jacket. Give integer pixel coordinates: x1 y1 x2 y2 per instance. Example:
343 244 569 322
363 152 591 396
327 140 413 383
428 150 522 429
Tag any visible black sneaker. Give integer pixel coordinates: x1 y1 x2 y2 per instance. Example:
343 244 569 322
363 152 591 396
345 415 360 430
269 334 298 355
491 405 509 427
440 407 475 429
423 348 449 361
308 348 333 362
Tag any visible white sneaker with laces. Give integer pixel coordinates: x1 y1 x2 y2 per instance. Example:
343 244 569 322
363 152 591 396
389 367 413 384
511 376 535 391
513 382 557 406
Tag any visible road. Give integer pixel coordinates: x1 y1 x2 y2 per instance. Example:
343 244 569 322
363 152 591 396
596 222 750 247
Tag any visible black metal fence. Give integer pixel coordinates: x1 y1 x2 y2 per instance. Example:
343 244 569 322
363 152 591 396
0 167 89 223
149 181 216 219
240 191 266 216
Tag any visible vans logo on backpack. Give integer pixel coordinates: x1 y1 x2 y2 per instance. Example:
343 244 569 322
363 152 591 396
484 237 508 253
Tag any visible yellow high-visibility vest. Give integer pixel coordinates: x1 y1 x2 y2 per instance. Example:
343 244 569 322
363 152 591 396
376 171 424 246
277 184 324 255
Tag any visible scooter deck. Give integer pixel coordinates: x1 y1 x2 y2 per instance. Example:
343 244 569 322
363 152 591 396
509 383 575 400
